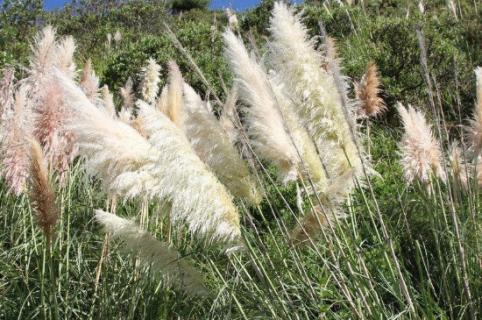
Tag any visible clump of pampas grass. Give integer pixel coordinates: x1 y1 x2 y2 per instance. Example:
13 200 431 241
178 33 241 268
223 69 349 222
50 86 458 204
223 30 299 183
140 58 161 105
29 139 58 247
183 82 261 205
55 70 240 242
268 2 363 191
397 103 445 186
95 210 206 295
355 62 386 118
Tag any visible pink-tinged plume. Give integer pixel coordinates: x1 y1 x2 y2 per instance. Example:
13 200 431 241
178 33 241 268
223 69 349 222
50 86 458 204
397 103 445 186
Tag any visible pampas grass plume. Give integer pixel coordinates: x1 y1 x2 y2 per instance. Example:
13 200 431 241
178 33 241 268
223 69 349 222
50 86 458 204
80 59 100 103
101 84 116 118
223 29 299 183
29 139 58 246
183 82 261 204
95 210 206 295
355 62 386 118
268 2 363 190
140 58 161 104
56 35 77 79
1 86 31 195
165 61 184 127
120 77 134 109
397 103 445 185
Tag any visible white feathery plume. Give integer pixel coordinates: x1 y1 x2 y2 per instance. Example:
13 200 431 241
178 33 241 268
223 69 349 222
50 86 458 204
397 103 445 185
1 86 32 195
0 68 15 124
268 2 363 191
101 85 116 118
183 82 261 205
120 77 134 109
95 210 206 295
136 100 241 241
155 85 169 113
269 73 328 193
56 35 77 79
55 70 240 241
140 58 161 105
80 59 100 103
223 29 299 183
28 25 57 83
163 61 184 127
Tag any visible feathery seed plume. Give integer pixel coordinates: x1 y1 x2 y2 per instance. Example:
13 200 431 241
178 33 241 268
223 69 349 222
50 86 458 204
101 85 116 118
80 59 100 103
56 36 77 79
29 139 58 246
269 2 363 191
223 29 299 183
1 87 31 195
183 83 261 204
397 103 445 185
95 210 206 295
137 100 241 241
28 25 57 82
120 77 134 109
55 70 240 241
140 58 161 105
0 68 14 122
355 62 386 118
164 61 184 127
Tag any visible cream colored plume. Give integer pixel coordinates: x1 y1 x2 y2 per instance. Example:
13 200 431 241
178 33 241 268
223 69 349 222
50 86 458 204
55 70 240 241
223 29 299 183
136 100 241 241
163 61 184 127
397 103 445 185
269 74 328 193
140 58 161 104
101 85 116 118
467 67 482 154
28 25 57 82
155 85 169 113
56 36 77 79
120 77 134 109
1 86 31 195
95 210 206 295
268 2 363 192
183 82 261 205
80 59 100 103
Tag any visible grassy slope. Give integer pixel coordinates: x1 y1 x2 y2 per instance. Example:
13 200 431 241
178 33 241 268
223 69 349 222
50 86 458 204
0 1 481 319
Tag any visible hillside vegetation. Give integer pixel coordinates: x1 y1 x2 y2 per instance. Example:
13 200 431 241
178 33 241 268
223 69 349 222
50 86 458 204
0 0 481 319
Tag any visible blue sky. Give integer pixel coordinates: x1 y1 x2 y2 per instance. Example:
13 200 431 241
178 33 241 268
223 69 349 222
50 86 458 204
44 0 303 11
